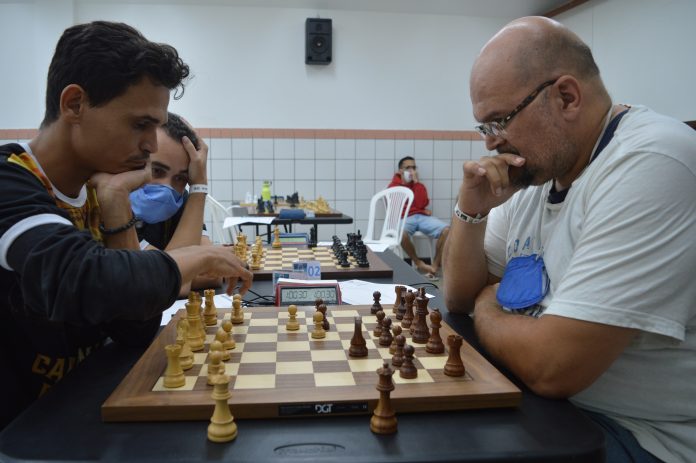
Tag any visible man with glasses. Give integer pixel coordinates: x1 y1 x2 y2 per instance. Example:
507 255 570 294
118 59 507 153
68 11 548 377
388 156 449 279
443 16 695 463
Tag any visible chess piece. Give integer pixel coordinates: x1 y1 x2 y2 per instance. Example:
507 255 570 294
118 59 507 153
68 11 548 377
425 309 445 354
371 291 383 314
370 362 397 434
311 311 326 339
389 325 402 355
272 225 281 249
392 334 405 367
393 286 404 314
349 316 368 357
231 295 244 324
207 374 238 443
204 289 218 326
396 293 406 321
207 345 225 385
410 293 430 344
373 310 385 338
185 299 204 352
399 344 418 379
286 305 300 331
163 344 185 388
176 318 194 370
444 334 466 377
401 291 415 328
215 328 231 361
221 320 236 350
318 304 330 331
379 317 393 347
250 251 261 270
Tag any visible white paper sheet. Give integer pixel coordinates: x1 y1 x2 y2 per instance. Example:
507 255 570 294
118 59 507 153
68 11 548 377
223 216 275 228
338 279 434 305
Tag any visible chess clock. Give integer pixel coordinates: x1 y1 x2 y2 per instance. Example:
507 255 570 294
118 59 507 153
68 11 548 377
275 282 342 306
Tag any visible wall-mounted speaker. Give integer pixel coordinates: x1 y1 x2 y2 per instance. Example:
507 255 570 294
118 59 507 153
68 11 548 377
305 18 332 65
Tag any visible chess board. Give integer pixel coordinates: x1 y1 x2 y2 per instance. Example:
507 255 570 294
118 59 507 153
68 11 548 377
249 245 393 280
101 305 521 422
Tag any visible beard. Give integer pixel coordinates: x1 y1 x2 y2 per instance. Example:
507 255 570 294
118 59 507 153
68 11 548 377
498 135 577 190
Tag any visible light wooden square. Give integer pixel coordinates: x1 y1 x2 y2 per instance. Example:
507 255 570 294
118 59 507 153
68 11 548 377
240 352 277 363
234 374 276 389
311 350 347 362
244 333 278 343
276 361 314 374
314 372 355 387
277 341 310 352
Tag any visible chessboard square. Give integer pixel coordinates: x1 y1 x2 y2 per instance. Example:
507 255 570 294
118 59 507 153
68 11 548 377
238 362 276 375
334 323 354 333
321 331 341 341
244 333 278 343
250 311 279 320
240 352 277 363
277 325 308 334
362 315 378 324
312 360 350 373
277 351 312 362
264 265 282 270
242 342 277 352
275 373 315 389
394 370 435 384
250 319 280 328
276 361 314 374
311 350 347 362
353 371 377 386
277 341 311 352
347 358 385 372
205 334 215 344
314 372 355 387
377 347 392 359
192 352 208 364
152 375 197 391
247 325 279 334
234 374 276 389
417 356 448 370
332 309 360 318
310 340 343 350
233 326 249 334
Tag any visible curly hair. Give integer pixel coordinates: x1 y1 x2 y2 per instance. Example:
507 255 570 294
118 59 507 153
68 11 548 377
161 112 199 150
41 21 190 127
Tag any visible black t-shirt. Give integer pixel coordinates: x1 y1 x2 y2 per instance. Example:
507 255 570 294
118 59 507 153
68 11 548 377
0 143 181 430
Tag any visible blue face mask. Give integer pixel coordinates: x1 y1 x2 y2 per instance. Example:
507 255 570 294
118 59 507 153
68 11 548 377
129 184 184 224
496 254 550 311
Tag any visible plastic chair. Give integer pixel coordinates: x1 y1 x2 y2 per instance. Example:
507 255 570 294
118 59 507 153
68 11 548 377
205 195 236 245
411 230 435 264
364 186 414 251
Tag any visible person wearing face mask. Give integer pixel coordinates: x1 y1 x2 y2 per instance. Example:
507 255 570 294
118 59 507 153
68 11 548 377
129 112 222 294
387 156 450 279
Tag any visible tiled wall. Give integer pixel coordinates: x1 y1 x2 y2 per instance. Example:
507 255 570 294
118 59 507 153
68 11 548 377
0 129 490 247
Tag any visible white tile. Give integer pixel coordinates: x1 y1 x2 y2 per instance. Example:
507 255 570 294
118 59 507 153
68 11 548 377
375 160 395 182
370 219 384 237
355 219 369 236
210 159 232 180
273 160 294 180
354 200 370 221
356 139 375 159
451 160 465 180
232 180 254 201
315 160 336 180
375 139 394 159
211 180 233 203
336 223 356 238
295 159 315 180
335 180 355 201
209 138 232 160
334 200 355 217
295 180 315 199
355 159 375 179
253 159 274 180
295 139 315 159
315 180 335 200
432 199 453 220
471 140 491 160
355 180 375 200
232 159 253 180
452 140 471 160
335 159 355 180
273 180 295 198
414 140 434 159
317 225 336 242
433 160 451 180
432 179 452 199
434 140 453 159
395 140 415 159
274 138 294 159
417 160 433 181
336 139 355 159
451 179 462 199
315 139 335 159
232 139 252 159
253 138 274 159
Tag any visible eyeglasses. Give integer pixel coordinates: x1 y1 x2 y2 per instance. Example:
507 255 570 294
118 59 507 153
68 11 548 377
475 78 558 137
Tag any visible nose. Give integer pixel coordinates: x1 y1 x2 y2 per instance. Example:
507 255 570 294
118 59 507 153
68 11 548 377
484 132 506 152
141 126 158 155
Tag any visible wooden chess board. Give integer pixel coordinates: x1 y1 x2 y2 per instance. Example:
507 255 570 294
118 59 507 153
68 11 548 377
101 305 521 422
249 245 393 280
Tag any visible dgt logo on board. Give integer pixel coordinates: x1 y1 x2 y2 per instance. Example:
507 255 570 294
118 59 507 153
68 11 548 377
314 403 334 414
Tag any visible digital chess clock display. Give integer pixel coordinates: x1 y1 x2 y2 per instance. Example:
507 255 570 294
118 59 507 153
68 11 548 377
276 284 341 306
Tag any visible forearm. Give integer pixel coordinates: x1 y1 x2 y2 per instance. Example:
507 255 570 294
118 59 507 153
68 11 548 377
99 197 140 250
165 192 206 250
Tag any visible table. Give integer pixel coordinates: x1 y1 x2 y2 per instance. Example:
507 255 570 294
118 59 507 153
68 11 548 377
0 251 604 463
237 212 353 244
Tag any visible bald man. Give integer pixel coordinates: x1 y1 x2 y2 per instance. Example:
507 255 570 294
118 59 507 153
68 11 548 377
443 17 696 463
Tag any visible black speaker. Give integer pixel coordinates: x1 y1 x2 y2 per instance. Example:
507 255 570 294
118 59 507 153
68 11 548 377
305 18 332 65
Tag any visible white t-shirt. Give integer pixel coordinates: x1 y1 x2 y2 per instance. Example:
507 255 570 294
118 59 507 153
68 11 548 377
484 105 696 463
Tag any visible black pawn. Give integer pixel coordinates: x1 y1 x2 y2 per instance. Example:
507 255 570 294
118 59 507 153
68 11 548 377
349 316 368 357
379 317 393 347
399 344 417 379
318 304 330 331
373 310 385 338
392 334 405 367
371 291 383 314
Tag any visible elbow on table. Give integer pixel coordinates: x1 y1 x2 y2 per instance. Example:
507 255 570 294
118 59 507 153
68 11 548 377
523 369 587 400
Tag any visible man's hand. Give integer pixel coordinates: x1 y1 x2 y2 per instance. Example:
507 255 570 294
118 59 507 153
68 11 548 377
90 161 152 211
457 154 525 216
183 136 208 186
169 245 253 296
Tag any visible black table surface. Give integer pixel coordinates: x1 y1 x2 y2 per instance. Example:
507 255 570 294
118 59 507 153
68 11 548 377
0 251 604 463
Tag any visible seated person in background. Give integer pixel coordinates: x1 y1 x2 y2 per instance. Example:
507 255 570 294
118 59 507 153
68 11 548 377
388 156 450 278
130 112 222 293
0 21 252 431
443 16 695 463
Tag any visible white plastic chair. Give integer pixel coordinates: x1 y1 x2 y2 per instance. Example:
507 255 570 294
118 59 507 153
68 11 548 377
364 186 414 251
411 230 435 264
205 195 236 245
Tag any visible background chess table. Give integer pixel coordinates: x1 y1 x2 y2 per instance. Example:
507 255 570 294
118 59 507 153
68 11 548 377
101 305 521 422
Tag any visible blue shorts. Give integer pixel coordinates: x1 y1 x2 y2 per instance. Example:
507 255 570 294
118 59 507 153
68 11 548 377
404 214 448 239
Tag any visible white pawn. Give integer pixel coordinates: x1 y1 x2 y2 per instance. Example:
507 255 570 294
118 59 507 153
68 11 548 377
311 311 326 339
215 328 231 361
207 374 238 443
231 295 244 324
286 305 300 331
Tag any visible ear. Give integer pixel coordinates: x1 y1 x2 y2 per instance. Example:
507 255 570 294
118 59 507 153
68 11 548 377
59 84 88 123
554 75 582 121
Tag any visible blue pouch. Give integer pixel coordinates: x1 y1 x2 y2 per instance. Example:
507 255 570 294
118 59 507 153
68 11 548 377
278 208 306 219
496 254 549 310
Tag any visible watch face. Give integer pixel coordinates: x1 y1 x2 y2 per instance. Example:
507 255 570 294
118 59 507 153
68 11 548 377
279 286 339 305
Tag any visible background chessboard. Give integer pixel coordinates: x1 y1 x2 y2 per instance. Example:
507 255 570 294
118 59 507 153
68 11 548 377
102 305 520 422
249 245 393 280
